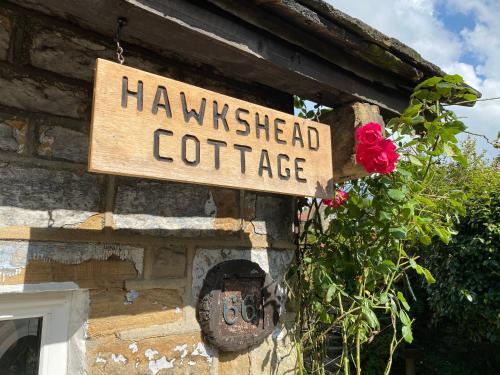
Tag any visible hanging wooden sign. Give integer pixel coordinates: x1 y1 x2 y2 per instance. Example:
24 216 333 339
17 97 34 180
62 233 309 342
89 59 333 198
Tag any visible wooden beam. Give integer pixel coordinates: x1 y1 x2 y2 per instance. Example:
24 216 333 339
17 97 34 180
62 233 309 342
7 0 409 113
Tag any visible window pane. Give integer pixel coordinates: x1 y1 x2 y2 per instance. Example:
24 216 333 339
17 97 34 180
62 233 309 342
0 317 43 375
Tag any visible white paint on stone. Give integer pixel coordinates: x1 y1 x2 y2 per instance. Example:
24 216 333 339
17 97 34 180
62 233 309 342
188 360 196 366
95 354 107 364
149 356 174 374
174 344 188 359
144 348 159 360
0 241 144 279
192 248 294 300
191 342 213 364
204 191 217 216
111 353 127 364
128 342 138 353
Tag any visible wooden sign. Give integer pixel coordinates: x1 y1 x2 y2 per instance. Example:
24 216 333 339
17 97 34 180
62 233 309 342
89 59 333 198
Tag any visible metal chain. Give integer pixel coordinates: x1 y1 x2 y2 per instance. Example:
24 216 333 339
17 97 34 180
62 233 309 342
114 17 127 65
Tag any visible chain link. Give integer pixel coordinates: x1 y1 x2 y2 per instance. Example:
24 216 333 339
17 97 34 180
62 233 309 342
114 17 127 65
116 41 125 65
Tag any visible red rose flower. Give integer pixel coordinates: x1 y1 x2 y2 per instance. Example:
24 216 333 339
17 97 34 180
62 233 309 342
356 122 383 146
355 123 398 175
323 190 349 208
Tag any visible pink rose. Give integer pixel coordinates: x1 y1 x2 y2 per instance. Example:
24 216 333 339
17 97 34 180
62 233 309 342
323 190 349 208
356 122 383 146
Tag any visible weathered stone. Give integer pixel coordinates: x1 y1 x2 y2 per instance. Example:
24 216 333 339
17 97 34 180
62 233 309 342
321 102 385 182
244 193 294 241
37 125 88 163
88 288 183 338
212 189 241 231
0 165 102 228
30 29 165 81
0 67 88 119
250 324 297 374
151 246 187 279
0 118 27 153
0 10 12 61
219 350 251 375
1 259 138 288
191 248 294 301
113 179 239 236
86 332 212 374
0 240 143 284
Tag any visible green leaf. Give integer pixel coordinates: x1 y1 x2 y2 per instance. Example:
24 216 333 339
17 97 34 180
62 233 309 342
397 291 411 311
420 234 431 245
415 76 442 89
362 306 380 330
453 154 467 167
388 189 405 201
390 227 407 239
408 155 423 166
434 226 451 244
462 93 477 102
380 292 388 305
378 210 392 221
325 284 336 303
443 74 464 84
402 325 414 343
422 268 436 284
399 310 411 326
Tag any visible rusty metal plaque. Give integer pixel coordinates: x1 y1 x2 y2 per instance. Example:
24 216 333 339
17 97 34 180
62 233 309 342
197 259 281 352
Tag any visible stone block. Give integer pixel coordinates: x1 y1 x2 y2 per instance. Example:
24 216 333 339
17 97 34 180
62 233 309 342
151 246 187 279
219 351 251 375
0 65 88 119
192 248 294 301
320 102 385 182
2 259 137 288
113 178 240 236
250 324 297 374
0 240 143 287
0 117 27 153
0 9 12 61
86 331 212 374
37 125 88 163
0 165 102 228
244 193 294 241
30 28 165 82
88 288 183 338
212 188 242 231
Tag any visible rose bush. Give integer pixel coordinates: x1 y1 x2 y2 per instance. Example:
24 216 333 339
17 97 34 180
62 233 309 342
292 74 479 375
356 122 399 174
323 190 349 208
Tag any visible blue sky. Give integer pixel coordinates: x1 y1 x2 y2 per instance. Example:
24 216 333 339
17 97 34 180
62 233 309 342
327 0 499 157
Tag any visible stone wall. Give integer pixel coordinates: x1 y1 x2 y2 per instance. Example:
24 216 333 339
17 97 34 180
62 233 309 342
0 2 296 374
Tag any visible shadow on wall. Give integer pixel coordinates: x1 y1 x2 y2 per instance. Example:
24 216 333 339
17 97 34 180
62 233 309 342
0 172 296 373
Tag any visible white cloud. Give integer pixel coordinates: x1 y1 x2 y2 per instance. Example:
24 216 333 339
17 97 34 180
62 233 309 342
326 0 499 157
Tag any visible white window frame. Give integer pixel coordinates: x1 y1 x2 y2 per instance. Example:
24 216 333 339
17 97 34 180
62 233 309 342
0 289 72 375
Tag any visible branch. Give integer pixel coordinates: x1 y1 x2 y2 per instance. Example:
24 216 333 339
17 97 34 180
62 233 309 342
443 96 500 106
463 131 498 147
